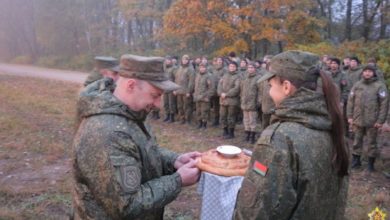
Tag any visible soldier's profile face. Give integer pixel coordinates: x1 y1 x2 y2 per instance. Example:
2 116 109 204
268 76 288 107
128 80 163 112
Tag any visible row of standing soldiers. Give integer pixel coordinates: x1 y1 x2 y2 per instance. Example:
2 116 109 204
159 54 389 172
160 54 282 144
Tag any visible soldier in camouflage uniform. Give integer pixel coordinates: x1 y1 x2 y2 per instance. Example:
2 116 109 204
234 50 349 220
210 57 226 126
173 55 195 124
238 59 247 78
193 63 215 129
240 62 260 143
162 57 178 123
346 56 363 88
367 58 385 82
218 62 241 139
328 58 350 135
73 54 201 220
347 65 389 172
84 56 119 87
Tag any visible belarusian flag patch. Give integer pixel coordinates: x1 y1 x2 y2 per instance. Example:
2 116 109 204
253 160 268 176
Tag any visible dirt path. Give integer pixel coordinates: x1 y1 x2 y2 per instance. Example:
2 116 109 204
0 63 87 84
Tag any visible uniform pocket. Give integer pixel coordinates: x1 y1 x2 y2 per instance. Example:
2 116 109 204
110 155 141 193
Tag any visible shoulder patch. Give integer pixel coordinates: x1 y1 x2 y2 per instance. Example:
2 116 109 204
379 90 387 98
119 166 141 193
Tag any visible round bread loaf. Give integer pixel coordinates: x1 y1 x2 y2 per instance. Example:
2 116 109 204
196 149 251 176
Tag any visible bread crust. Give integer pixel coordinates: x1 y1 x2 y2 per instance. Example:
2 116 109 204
196 149 250 176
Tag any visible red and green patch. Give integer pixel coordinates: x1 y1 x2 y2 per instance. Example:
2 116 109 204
252 160 268 176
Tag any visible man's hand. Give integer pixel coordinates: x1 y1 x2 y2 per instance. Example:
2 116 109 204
173 91 177 96
177 159 200 186
221 93 226 99
348 118 353 125
186 93 191 98
174 151 201 169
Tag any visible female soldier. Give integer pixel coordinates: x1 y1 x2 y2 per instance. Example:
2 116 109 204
234 51 349 220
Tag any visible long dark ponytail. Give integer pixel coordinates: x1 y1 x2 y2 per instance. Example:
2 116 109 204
319 70 349 177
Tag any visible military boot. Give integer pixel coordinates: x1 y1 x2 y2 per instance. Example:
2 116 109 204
197 121 203 129
244 131 250 142
351 154 362 169
212 118 219 127
202 121 207 129
250 132 257 144
169 114 175 123
163 113 170 122
222 127 229 138
226 128 235 139
368 157 375 172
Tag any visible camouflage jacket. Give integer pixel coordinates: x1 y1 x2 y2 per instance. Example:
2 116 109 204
174 64 195 95
346 66 363 88
327 70 349 103
84 70 103 87
234 88 348 220
193 72 215 102
217 70 241 106
165 65 177 82
238 67 247 79
211 66 227 96
347 77 389 127
240 73 260 111
73 79 181 220
258 80 275 114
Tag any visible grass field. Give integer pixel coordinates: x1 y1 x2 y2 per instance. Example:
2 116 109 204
0 74 389 219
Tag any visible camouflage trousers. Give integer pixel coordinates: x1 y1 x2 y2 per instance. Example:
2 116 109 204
210 96 220 122
196 101 210 122
352 125 379 158
176 94 193 122
220 105 238 128
163 92 177 114
243 110 258 132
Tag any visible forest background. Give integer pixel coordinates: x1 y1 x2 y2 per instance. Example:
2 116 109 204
0 0 389 85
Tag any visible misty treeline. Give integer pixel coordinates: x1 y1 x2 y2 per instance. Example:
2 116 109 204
0 0 389 69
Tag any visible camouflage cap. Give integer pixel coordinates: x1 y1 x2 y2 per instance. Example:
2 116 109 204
257 50 319 83
119 54 180 92
94 56 118 69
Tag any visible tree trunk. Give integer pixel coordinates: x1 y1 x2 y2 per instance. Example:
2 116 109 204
379 0 388 39
345 0 352 41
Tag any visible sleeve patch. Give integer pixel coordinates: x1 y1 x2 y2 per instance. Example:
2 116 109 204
119 166 141 193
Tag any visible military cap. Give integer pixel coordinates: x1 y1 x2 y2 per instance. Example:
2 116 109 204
110 65 120 73
258 50 319 83
119 54 180 92
94 56 118 69
362 64 376 73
